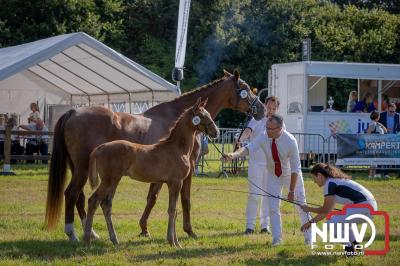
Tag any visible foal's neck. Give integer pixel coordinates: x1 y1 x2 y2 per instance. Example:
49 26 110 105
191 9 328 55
160 114 197 154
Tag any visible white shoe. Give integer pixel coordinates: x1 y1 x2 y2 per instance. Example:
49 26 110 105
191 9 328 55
272 239 282 247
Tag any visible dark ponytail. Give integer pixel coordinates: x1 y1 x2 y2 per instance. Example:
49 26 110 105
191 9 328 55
311 163 351 179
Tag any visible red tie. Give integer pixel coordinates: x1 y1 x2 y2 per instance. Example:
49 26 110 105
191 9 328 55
272 139 282 177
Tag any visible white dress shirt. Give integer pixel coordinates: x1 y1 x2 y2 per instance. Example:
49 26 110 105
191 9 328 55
246 130 301 177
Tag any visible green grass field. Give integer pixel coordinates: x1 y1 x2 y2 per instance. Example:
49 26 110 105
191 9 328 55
0 165 399 265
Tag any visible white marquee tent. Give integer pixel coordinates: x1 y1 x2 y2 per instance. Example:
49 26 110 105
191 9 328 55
0 32 179 124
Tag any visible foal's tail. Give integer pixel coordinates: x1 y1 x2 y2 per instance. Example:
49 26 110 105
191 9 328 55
88 148 99 189
45 109 75 230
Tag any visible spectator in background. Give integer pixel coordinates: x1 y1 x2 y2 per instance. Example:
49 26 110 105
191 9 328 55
28 102 40 125
347 91 357 112
20 118 49 164
194 133 209 175
378 102 400 178
353 92 375 113
366 111 387 178
373 94 389 112
379 102 400 134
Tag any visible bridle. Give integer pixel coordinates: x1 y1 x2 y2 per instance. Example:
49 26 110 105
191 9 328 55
232 77 259 117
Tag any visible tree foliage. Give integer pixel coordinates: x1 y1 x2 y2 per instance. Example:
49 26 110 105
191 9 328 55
0 0 399 127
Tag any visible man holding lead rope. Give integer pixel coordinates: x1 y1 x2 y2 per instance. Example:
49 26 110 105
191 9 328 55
221 114 311 246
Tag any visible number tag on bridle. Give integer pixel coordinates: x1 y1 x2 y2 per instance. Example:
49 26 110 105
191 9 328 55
192 116 201 126
240 90 248 99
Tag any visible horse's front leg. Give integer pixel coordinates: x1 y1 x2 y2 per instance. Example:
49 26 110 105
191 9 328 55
139 182 163 237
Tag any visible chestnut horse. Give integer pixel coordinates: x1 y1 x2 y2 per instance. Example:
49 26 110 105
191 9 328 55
45 70 265 241
84 98 218 247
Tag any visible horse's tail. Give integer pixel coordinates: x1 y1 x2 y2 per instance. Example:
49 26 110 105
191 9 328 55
45 109 75 230
88 148 99 189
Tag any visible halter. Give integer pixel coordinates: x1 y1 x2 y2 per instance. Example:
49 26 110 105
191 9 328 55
233 78 259 117
192 113 215 137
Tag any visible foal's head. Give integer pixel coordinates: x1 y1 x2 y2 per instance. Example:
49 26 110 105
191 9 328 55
190 98 219 139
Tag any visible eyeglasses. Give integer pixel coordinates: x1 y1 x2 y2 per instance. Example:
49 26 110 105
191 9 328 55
266 126 281 131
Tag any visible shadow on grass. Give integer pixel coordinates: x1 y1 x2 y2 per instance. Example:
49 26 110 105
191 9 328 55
244 254 338 266
0 239 110 260
129 242 262 263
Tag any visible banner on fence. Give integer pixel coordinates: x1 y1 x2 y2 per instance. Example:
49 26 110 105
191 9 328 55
336 134 400 166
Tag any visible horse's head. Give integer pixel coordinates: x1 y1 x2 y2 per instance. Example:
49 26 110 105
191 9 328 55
223 70 265 120
191 97 219 139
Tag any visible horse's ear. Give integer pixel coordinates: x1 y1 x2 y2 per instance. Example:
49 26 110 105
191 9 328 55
233 70 240 81
201 97 208 107
194 97 202 110
223 69 232 78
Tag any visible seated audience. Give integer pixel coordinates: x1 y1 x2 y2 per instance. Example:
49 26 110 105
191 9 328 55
353 92 375 113
19 119 49 164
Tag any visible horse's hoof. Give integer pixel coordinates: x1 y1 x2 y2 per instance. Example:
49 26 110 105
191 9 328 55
138 231 151 237
186 230 198 239
90 230 100 240
67 233 80 242
83 235 91 246
110 237 120 245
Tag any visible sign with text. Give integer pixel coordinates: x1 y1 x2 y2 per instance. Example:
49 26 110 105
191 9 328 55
336 134 400 165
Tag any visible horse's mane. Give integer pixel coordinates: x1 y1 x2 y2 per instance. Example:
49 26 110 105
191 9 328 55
171 76 227 101
144 76 228 116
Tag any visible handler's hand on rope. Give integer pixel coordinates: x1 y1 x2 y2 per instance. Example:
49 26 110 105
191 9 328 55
300 222 311 232
221 153 234 162
300 204 311 212
287 191 295 202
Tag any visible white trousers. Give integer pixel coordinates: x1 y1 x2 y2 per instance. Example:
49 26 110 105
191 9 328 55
327 199 378 244
266 172 311 242
246 161 269 230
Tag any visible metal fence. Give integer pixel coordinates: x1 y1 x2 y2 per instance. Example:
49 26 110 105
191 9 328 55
196 128 400 177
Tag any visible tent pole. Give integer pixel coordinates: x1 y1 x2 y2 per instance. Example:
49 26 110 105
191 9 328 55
128 93 132 114
378 80 382 112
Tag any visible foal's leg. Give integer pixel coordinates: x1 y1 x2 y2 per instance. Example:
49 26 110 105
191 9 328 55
77 191 100 240
181 146 200 238
167 179 183 248
100 185 119 244
84 183 111 245
139 183 163 237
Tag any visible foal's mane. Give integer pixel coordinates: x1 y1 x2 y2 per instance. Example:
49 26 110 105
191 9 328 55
156 109 191 145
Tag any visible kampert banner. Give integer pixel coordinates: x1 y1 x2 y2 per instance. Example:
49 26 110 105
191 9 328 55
336 134 400 166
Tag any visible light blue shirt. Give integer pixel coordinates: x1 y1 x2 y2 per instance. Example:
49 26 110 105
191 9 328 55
387 114 395 133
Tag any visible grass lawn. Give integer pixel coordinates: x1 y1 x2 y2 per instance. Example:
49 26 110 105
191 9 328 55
0 165 399 265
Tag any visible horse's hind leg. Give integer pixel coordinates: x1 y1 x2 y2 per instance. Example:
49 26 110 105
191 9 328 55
64 172 86 242
139 182 163 237
77 191 100 240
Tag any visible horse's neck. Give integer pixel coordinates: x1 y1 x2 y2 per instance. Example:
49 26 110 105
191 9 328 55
160 114 197 154
145 80 228 120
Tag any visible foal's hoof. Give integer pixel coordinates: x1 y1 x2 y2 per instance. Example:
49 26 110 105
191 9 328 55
186 230 198 239
83 234 92 246
138 230 151 237
90 230 100 240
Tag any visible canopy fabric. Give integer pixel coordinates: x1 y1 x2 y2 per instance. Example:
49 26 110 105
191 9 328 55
0 32 179 121
303 61 400 80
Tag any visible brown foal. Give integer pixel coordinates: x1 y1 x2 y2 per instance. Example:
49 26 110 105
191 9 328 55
83 98 218 247
45 70 265 242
